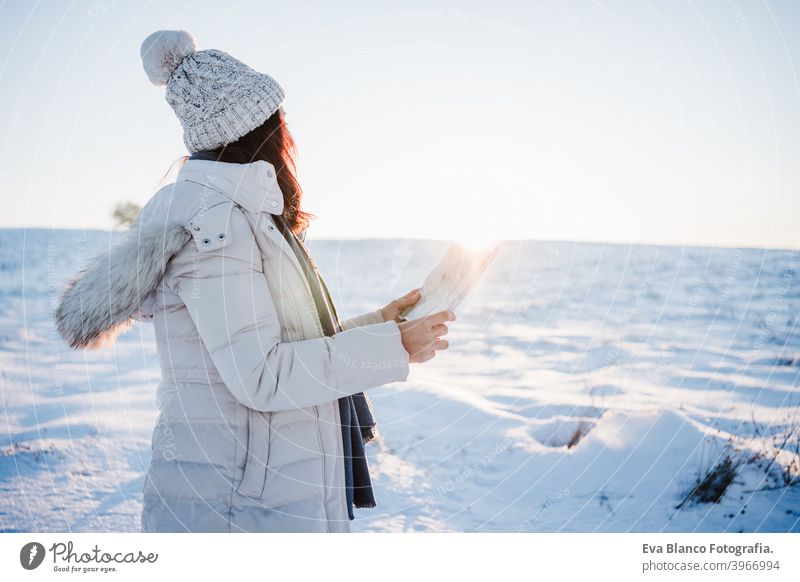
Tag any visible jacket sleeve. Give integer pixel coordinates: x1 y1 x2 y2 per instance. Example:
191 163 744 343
340 308 385 331
167 203 410 412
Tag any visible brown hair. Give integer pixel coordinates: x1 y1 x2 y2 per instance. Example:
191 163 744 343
168 107 314 234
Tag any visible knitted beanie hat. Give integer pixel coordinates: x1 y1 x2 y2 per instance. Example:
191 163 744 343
140 30 286 153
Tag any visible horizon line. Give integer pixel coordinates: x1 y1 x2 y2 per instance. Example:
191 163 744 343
2 226 798 254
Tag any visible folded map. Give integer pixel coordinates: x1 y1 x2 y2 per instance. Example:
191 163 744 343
400 242 500 321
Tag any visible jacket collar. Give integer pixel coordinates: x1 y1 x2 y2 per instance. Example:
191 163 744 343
175 158 285 215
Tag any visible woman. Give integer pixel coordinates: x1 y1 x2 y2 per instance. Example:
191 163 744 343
53 30 453 532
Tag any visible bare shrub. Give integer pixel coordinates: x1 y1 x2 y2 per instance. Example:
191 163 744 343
112 201 141 228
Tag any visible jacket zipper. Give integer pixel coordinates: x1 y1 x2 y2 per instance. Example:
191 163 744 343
312 404 331 532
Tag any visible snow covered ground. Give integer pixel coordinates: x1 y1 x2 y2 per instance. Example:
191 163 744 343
1 228 798 532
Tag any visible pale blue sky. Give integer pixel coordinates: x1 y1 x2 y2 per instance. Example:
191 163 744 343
0 0 798 248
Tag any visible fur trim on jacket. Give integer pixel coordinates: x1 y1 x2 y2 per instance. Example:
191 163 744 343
53 220 190 349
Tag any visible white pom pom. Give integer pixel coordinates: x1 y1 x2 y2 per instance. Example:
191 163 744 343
140 30 197 86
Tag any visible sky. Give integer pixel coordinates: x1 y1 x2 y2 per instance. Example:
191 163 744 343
0 0 798 248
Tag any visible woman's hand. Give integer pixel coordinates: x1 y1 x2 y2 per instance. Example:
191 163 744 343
398 310 455 363
381 288 421 323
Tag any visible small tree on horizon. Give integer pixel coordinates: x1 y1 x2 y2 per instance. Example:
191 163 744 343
112 201 141 228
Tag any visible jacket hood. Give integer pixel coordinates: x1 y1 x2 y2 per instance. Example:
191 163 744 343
54 158 282 350
175 158 284 215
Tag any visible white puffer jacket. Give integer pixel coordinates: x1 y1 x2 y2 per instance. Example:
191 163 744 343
54 158 410 532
